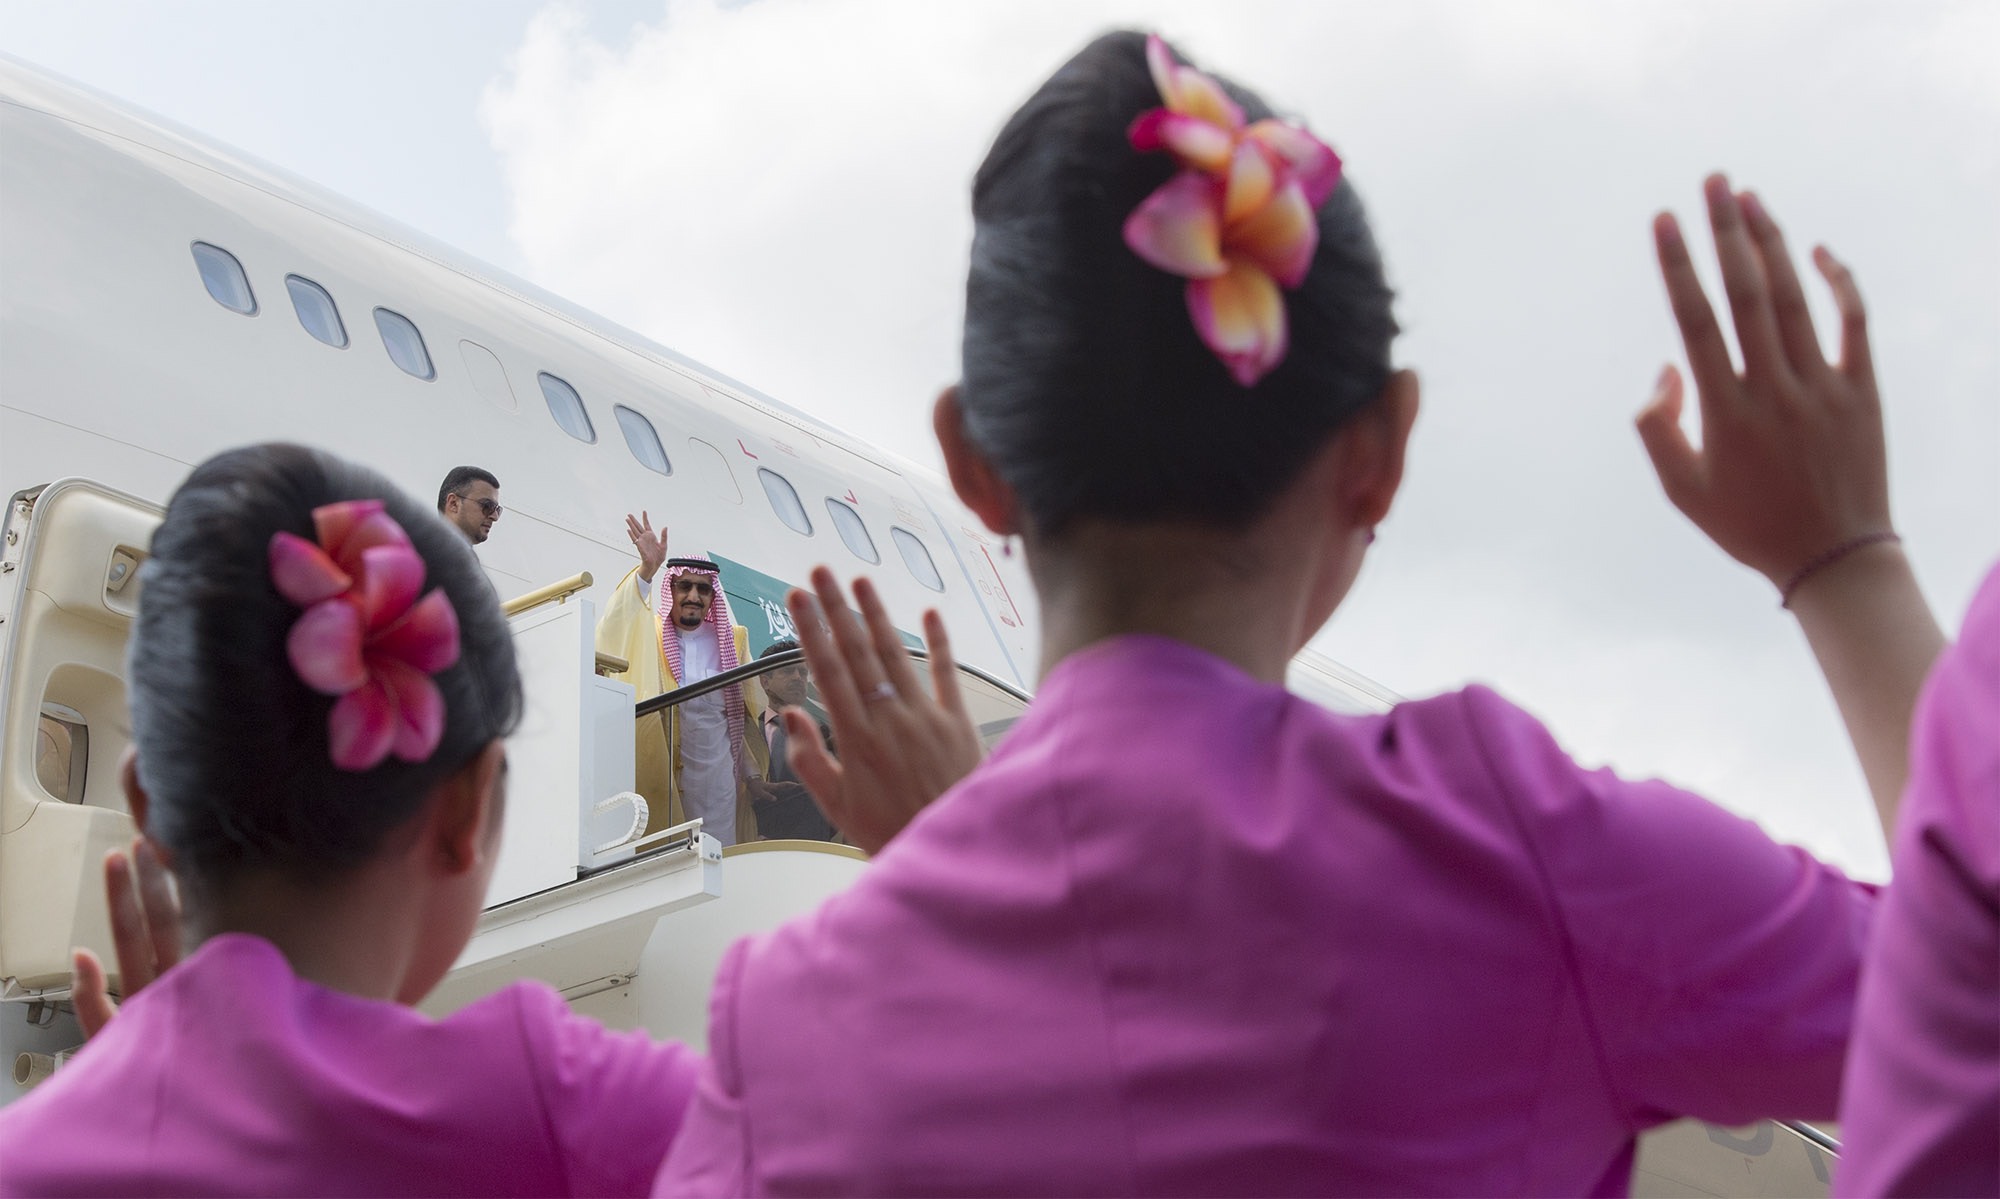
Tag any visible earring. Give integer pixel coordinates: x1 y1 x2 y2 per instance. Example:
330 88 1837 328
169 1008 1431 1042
1365 528 1377 546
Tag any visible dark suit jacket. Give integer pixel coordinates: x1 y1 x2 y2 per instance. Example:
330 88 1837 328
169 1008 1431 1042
756 714 839 841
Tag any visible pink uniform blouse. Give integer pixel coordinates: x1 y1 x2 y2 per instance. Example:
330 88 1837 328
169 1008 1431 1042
1837 563 2000 1196
658 635 1873 1196
0 934 701 1196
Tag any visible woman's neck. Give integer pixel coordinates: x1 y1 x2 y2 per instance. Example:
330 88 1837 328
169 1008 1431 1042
187 855 428 1003
1028 518 1326 686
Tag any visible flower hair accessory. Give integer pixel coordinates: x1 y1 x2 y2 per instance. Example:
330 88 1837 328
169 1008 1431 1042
268 500 462 771
1122 34 1343 386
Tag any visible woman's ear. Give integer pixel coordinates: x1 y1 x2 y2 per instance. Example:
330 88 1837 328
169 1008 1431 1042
934 386 1022 536
1338 369 1420 529
429 741 507 876
119 746 178 872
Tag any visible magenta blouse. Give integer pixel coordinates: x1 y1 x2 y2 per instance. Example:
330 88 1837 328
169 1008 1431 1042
1837 563 2000 1196
0 934 701 1196
657 635 1874 1196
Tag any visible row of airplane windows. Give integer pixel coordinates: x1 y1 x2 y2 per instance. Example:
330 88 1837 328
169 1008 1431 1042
187 241 949 592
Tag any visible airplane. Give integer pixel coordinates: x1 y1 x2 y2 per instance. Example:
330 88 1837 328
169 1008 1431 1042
0 53 1839 1195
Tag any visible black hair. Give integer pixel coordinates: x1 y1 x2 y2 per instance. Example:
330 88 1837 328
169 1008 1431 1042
962 31 1398 536
759 638 801 659
132 444 523 892
436 465 499 513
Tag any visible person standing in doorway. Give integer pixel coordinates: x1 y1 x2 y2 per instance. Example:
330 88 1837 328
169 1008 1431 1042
436 466 501 545
595 512 767 844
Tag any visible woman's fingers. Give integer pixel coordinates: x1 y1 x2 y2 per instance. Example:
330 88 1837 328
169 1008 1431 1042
1703 173 1788 388
922 609 969 719
809 566 899 705
1738 190 1826 381
132 840 181 974
71 949 115 1040
810 567 873 683
788 586 861 725
1635 365 1702 517
782 708 846 827
1654 212 1738 421
1813 246 1876 387
851 576 925 703
102 848 155 993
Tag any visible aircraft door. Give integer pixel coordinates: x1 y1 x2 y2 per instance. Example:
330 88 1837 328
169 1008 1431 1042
0 479 159 999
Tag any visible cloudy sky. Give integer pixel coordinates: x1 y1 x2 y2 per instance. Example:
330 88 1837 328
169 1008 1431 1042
7 0 1995 878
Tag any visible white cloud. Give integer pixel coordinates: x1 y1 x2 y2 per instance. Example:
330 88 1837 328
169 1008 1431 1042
485 0 1998 878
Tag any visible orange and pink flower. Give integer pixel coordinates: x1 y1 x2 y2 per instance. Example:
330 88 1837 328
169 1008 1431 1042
1122 34 1342 386
269 500 461 772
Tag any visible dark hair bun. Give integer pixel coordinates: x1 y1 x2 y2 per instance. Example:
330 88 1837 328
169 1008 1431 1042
131 443 523 888
962 30 1398 535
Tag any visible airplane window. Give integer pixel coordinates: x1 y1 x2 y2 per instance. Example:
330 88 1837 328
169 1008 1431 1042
757 468 813 536
824 498 880 564
892 527 945 592
190 241 256 314
373 308 435 380
285 275 347 348
539 373 596 443
35 706 89 804
613 405 672 474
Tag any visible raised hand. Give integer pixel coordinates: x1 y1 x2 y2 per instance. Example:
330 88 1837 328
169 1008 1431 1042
1639 173 1891 594
71 838 182 1039
780 566 985 855
625 511 667 583
1641 174 1943 831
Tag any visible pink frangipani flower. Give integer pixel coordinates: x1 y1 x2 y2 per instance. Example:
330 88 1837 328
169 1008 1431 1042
269 500 461 771
1121 34 1343 386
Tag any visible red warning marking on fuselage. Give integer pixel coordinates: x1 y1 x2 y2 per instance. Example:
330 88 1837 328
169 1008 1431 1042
843 489 858 505
737 439 759 459
979 545 1024 629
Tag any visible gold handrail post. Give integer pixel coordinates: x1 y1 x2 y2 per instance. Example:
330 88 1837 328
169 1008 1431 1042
502 571 594 619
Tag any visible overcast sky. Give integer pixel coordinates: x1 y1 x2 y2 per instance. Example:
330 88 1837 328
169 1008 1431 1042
6 0 1995 878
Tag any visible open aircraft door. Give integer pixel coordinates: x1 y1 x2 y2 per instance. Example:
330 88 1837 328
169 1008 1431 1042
0 480 159 1010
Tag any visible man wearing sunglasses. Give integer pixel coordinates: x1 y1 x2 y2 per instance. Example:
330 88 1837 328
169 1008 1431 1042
596 510 771 845
436 465 502 545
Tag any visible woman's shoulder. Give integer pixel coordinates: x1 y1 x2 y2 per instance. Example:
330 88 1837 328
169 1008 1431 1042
446 977 697 1084
344 979 701 1194
1909 560 2000 877
1327 682 1763 864
1310 681 1562 790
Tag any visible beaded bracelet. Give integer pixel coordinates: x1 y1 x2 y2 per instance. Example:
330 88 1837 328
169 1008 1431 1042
1779 531 1902 609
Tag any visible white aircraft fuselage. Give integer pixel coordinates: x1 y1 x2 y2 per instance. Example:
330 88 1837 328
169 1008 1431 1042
0 55 1038 691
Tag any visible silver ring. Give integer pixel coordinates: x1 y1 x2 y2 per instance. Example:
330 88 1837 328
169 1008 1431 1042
863 681 897 703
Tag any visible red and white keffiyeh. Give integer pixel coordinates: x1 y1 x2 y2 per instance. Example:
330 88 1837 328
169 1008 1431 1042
657 557 746 775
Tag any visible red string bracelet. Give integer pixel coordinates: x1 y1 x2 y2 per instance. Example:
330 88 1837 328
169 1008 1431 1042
1779 531 1902 609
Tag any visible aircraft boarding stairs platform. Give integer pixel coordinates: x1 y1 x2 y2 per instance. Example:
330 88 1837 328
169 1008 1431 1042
0 477 1840 1195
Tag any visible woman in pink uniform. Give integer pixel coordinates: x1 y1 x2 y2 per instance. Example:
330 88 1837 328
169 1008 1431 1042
1837 560 1999 1197
657 32 1946 1196
0 445 703 1196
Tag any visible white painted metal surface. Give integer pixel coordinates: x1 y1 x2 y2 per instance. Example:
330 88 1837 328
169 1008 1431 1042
569 844 869 1050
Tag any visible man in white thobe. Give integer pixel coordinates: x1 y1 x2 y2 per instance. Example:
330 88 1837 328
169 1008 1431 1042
595 512 767 845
